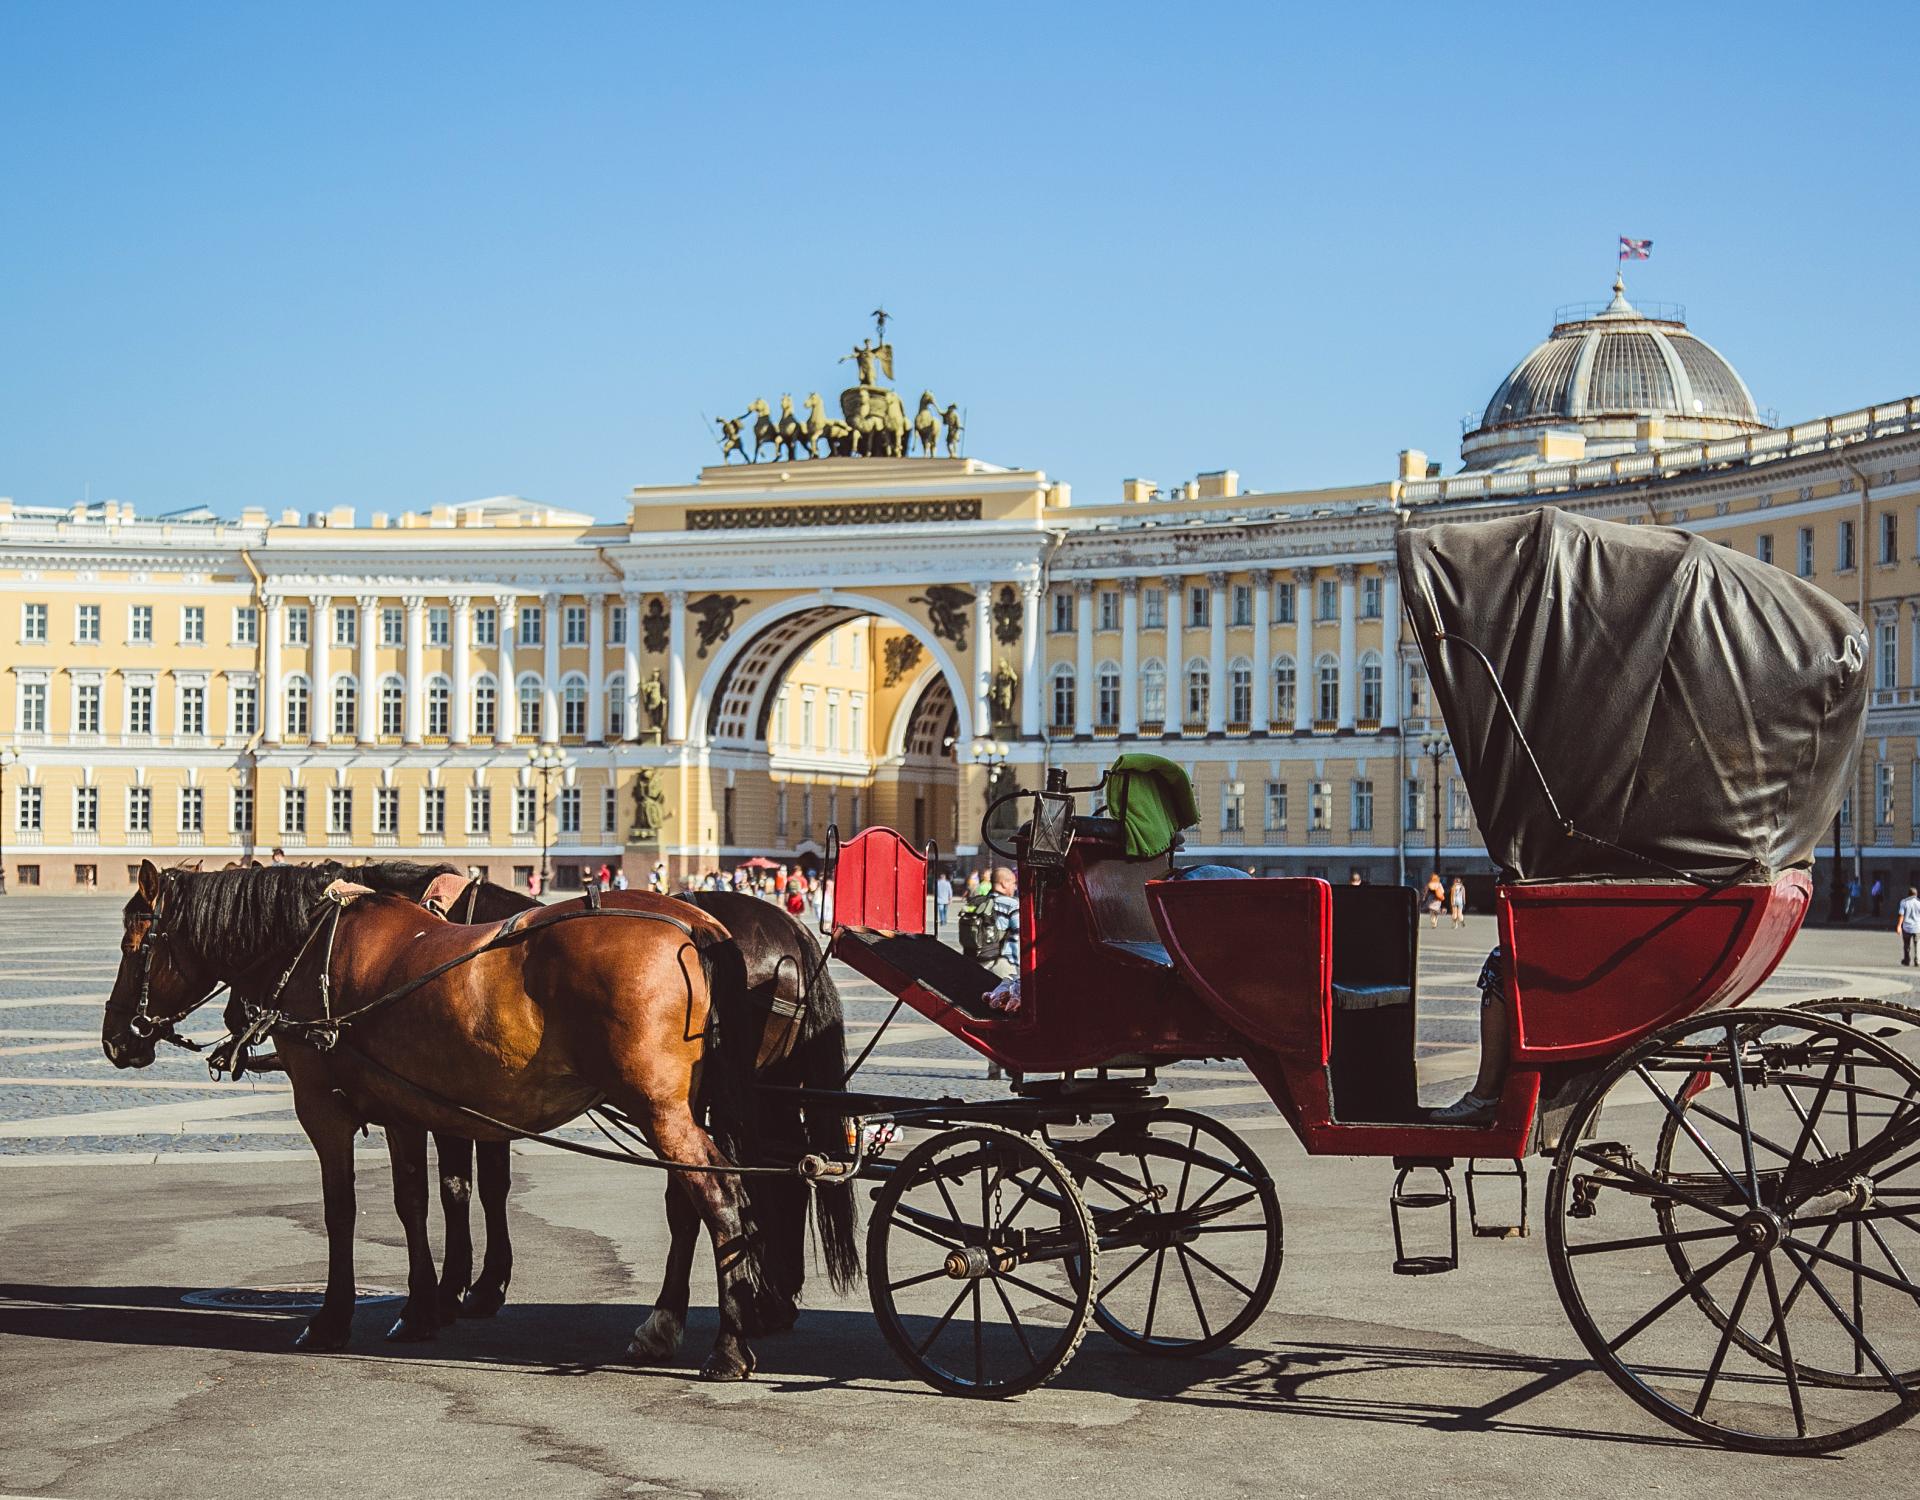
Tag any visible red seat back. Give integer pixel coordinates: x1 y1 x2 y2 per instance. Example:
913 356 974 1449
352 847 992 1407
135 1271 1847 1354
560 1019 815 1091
829 826 927 934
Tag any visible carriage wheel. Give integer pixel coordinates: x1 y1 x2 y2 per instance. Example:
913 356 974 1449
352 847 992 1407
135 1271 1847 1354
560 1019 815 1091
1547 1007 1920 1454
868 1125 1096 1398
1054 1109 1282 1357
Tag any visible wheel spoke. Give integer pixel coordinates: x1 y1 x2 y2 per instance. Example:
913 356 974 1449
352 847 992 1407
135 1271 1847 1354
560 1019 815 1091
971 1282 983 1386
889 1266 951 1294
1782 1233 1920 1300
1606 1243 1745 1353
998 1269 1080 1313
1100 1245 1156 1298
1693 1254 1763 1417
917 1282 973 1358
1566 1222 1740 1259
1175 1245 1213 1341
1778 1242 1912 1396
987 1271 1038 1366
1762 1216 1841 1342
889 1206 968 1251
1173 1123 1199 1215
1571 1145 1743 1225
1758 1253 1808 1437
1181 1241 1257 1300
1143 1246 1167 1340
1724 1022 1763 1204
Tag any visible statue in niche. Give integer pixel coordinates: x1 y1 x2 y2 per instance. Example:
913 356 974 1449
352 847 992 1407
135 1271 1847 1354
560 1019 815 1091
630 769 668 841
992 585 1022 646
989 660 1018 730
691 593 749 658
640 669 666 743
641 598 669 654
908 584 974 652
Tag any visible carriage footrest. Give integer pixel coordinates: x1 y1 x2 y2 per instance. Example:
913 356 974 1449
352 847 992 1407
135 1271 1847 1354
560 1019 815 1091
1389 1156 1458 1275
1465 1158 1530 1239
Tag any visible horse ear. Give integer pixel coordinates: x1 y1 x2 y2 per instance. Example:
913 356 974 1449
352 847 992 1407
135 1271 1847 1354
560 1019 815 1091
137 859 161 903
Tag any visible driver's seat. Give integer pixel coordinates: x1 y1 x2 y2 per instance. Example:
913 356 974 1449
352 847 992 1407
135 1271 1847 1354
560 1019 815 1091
1071 818 1173 967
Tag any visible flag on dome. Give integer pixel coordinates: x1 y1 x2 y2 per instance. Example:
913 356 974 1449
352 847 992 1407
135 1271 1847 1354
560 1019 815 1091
1618 236 1652 261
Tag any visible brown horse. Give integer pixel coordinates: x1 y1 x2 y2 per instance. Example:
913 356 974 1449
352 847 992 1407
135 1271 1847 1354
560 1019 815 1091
101 859 778 1379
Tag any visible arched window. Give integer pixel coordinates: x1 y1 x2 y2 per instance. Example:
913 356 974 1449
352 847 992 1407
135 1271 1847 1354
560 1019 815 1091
472 674 498 740
1316 654 1340 725
605 672 626 740
517 674 542 738
1184 657 1209 725
1050 664 1076 730
1096 660 1121 727
561 672 588 738
426 674 451 738
1273 655 1296 725
1228 656 1253 724
331 674 357 740
1359 650 1383 723
1141 658 1166 725
379 675 405 738
284 674 310 738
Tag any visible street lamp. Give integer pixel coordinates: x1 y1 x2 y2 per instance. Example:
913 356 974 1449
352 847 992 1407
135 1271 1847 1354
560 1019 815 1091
1419 732 1448 882
0 742 17 896
526 743 570 892
969 736 1010 788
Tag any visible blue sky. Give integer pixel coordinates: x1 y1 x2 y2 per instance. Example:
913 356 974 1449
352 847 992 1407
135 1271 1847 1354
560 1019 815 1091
3 2 1914 520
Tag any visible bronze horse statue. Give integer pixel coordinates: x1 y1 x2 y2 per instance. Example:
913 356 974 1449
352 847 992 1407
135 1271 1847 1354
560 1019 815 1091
101 860 784 1379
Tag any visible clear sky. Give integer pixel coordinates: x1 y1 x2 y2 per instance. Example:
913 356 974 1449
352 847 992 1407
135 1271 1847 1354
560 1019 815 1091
3 2 1914 521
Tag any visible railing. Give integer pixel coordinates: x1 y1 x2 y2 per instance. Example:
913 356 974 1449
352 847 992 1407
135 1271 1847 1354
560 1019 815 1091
1872 687 1920 709
1552 297 1686 326
1357 718 1382 733
14 829 43 846
179 831 204 847
1216 828 1245 846
1139 720 1164 736
1181 721 1207 736
1314 718 1339 734
126 831 152 847
373 833 399 848
73 830 99 846
1093 723 1120 738
1227 721 1251 736
282 830 307 846
327 832 353 848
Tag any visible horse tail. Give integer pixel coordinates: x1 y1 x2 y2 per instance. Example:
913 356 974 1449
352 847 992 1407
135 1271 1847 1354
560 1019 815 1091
796 951 863 1292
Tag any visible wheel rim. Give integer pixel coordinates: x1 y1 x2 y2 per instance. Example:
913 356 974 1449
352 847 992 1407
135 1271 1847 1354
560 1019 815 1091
1054 1109 1282 1356
1548 1007 1920 1453
868 1126 1095 1397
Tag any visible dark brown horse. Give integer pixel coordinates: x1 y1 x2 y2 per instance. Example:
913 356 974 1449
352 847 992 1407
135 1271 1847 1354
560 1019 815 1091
102 859 777 1379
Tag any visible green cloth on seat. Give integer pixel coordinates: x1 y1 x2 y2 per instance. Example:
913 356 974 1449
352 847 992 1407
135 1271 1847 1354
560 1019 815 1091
1106 753 1200 859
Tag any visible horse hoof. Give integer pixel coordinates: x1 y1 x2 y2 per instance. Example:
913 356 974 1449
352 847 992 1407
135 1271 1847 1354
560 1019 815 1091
698 1351 755 1382
294 1321 350 1353
742 1299 799 1337
626 1308 684 1363
385 1315 439 1344
460 1283 507 1318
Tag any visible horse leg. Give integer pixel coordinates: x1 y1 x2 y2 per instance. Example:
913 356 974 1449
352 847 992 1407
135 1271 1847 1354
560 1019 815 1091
433 1132 474 1324
462 1138 514 1316
650 1107 770 1381
384 1123 440 1342
627 1179 699 1363
292 1085 360 1351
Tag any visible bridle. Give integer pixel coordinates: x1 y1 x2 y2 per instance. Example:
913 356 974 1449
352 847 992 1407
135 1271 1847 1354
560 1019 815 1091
110 886 218 1055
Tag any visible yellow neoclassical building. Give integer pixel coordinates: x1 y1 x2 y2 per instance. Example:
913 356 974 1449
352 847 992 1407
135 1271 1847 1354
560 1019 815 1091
3 286 1919 905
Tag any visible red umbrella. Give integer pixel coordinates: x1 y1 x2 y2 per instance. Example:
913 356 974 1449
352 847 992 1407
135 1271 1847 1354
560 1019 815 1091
740 856 779 869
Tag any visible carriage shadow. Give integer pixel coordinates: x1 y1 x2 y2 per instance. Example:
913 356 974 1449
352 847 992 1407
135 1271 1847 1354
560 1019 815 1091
0 1284 1703 1449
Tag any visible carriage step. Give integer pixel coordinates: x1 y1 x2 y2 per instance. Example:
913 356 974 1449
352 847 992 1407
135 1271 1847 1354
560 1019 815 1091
1389 1156 1459 1275
1465 1158 1530 1239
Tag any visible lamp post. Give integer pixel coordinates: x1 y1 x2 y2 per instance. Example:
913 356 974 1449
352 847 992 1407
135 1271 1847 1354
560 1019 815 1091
1419 732 1448 881
526 743 569 892
969 736 1010 789
0 742 17 895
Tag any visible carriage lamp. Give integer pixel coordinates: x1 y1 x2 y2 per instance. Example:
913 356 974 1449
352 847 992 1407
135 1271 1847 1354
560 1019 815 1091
1419 733 1449 879
0 742 18 896
526 743 571 892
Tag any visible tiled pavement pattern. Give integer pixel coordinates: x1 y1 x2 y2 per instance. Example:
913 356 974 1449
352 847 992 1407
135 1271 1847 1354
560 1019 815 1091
3 894 1915 1161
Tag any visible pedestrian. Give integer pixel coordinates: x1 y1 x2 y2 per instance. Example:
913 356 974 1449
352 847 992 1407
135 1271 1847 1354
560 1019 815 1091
649 860 666 894
270 847 287 866
598 861 613 888
1899 886 1920 966
1347 870 1363 886
529 867 543 897
612 867 628 891
1424 871 1446 929
1872 875 1885 918
1846 876 1860 919
935 869 953 929
990 867 1021 968
1449 875 1467 928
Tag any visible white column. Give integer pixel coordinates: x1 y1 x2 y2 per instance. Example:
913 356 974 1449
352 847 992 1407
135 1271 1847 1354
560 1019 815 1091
1206 571 1228 734
309 595 333 744
541 592 560 743
1073 579 1094 737
1019 582 1042 739
586 592 606 742
262 594 284 745
1380 564 1401 731
972 581 992 740
667 589 688 742
450 595 472 746
1119 577 1140 736
1163 574 1183 734
403 595 426 746
1337 563 1357 732
622 592 642 743
493 592 518 748
355 596 379 745
1292 567 1313 733
1250 569 1272 734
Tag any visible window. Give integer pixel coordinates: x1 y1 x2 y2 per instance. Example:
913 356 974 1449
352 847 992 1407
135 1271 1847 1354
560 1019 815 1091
1273 656 1296 723
1405 664 1429 721
1188 587 1209 628
232 679 257 736
1878 762 1895 826
380 676 404 737
1222 781 1245 833
775 687 790 744
22 602 47 641
1878 617 1898 690
130 604 153 643
1050 665 1076 728
559 788 581 834
427 677 451 738
77 603 100 642
1232 585 1251 627
127 682 154 735
1274 581 1296 625
603 786 618 833
381 606 404 646
473 607 496 647
517 677 541 738
850 696 863 751
331 678 355 739
1359 652 1382 722
1362 576 1382 619
180 683 206 737
234 606 257 644
1838 518 1856 572
1051 592 1073 633
1098 590 1119 631
75 786 99 832
825 632 839 666
422 788 447 836
1317 580 1338 621
1143 588 1166 630
1096 662 1121 727
801 691 815 747
328 788 353 835
17 784 43 831
333 606 355 646
801 788 814 836
1229 659 1252 723
609 603 627 646
1265 781 1287 831
519 605 543 647
232 787 254 834
775 786 789 839
513 787 537 834
1316 656 1339 723
605 676 625 741
284 676 309 737
1450 779 1472 830
376 787 399 835
76 680 101 734
827 691 842 750
1756 534 1774 566
429 607 450 647
282 787 307 834
1351 779 1374 832
1184 659 1209 723
1405 778 1426 831
469 788 492 836
1797 527 1814 577
1883 512 1899 566
561 676 587 737
563 605 587 645
1141 659 1166 724
286 606 308 645
127 786 152 833
1309 781 1331 831
19 680 47 733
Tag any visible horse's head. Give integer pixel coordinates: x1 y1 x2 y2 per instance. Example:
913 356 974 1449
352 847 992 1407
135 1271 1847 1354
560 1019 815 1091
101 859 221 1069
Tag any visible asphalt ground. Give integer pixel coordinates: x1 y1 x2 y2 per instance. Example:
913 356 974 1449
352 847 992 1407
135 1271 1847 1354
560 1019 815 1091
3 896 1920 1498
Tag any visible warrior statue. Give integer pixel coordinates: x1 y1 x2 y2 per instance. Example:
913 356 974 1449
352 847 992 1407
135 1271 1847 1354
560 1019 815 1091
640 668 666 744
630 769 668 841
940 403 964 458
989 660 1018 730
714 413 747 464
